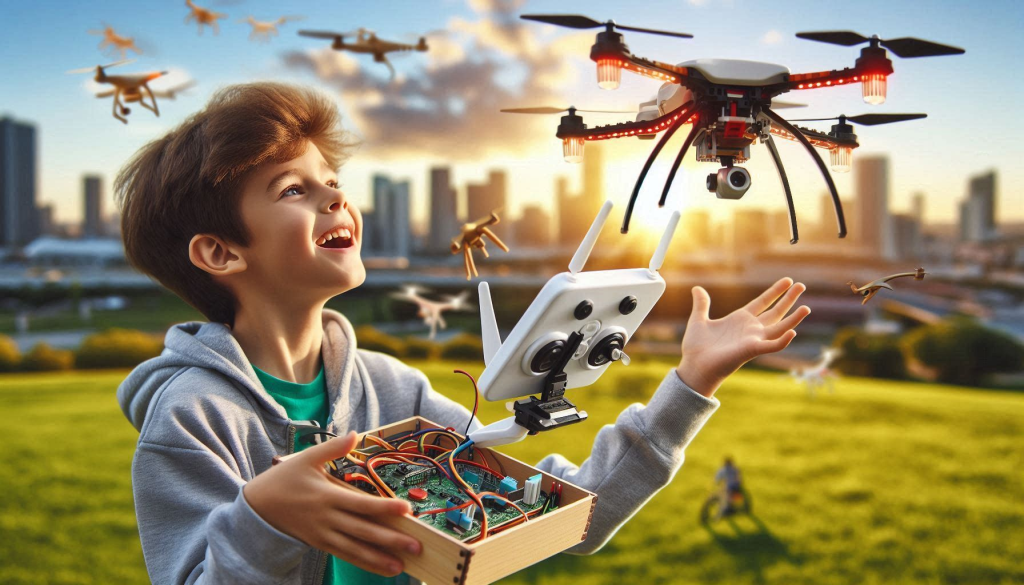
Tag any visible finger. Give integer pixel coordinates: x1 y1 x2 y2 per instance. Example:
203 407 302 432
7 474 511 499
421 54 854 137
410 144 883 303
690 286 711 322
297 431 358 466
327 509 421 555
321 531 405 577
755 330 796 355
743 277 794 315
765 305 811 339
759 283 807 324
333 488 412 517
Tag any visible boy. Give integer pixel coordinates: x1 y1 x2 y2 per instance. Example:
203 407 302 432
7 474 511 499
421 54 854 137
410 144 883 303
116 82 809 584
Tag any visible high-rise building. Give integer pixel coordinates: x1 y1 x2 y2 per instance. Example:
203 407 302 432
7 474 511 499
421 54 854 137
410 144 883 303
890 213 921 261
0 117 40 246
959 170 997 242
581 141 604 219
854 155 892 259
369 174 411 258
466 170 506 221
84 174 103 238
731 209 769 255
682 209 710 251
911 192 926 225
427 167 458 254
513 204 551 248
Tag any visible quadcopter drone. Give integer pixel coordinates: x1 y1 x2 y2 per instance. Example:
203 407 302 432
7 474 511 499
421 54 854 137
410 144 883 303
88 24 142 60
848 267 927 305
451 211 510 281
789 347 842 397
185 0 227 36
389 286 473 340
240 15 303 43
298 27 429 79
508 14 964 242
69 60 194 124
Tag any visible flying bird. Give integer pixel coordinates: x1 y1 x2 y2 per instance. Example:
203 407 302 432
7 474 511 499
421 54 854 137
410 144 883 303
848 267 927 305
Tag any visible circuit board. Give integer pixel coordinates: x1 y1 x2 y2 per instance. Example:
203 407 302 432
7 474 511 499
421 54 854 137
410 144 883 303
344 461 555 541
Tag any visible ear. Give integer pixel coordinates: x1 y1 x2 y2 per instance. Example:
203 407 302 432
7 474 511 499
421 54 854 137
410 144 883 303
188 234 247 277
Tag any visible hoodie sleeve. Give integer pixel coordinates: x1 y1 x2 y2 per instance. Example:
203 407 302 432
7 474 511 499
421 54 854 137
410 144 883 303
410 365 718 555
131 375 310 584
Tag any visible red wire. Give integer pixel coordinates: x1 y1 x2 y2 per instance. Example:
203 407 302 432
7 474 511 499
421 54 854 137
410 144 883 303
452 369 480 436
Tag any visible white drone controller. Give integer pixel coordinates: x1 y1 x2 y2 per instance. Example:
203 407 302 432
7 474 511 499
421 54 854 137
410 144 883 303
469 199 680 448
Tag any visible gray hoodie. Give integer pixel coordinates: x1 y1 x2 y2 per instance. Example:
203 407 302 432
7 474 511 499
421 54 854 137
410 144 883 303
117 309 718 584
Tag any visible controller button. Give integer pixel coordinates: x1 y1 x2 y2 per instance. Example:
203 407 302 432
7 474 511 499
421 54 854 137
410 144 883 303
619 295 638 315
572 340 590 360
574 300 593 320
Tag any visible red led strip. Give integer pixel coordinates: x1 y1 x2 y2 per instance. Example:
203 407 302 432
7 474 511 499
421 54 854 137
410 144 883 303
768 125 837 151
571 108 697 141
788 68 888 91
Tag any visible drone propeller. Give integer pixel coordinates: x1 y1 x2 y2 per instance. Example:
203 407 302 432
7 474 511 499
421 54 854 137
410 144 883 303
151 80 197 99
298 29 354 40
521 14 692 39
795 31 964 58
67 59 135 74
787 113 927 126
771 101 807 109
501 106 634 115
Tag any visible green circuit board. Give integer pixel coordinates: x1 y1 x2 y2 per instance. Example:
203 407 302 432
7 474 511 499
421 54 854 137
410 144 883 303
352 462 555 541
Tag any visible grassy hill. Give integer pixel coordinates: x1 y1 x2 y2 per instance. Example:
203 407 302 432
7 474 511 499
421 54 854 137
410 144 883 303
1 362 1021 584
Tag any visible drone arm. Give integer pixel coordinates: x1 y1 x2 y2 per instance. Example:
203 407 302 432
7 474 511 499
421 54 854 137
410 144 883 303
594 46 689 85
764 134 799 245
621 101 695 234
658 124 702 207
781 65 881 92
480 227 509 253
564 101 697 143
763 108 847 239
881 272 918 283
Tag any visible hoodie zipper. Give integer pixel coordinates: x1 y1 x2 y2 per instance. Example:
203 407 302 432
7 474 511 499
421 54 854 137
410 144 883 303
287 422 330 585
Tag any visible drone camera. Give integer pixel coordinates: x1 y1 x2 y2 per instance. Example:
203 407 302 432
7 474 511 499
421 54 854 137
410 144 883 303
706 166 751 200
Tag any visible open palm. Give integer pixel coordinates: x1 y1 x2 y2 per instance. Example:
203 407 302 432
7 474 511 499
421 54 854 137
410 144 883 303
677 278 810 397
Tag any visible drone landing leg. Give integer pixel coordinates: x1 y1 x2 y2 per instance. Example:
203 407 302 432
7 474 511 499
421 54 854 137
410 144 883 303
140 85 159 117
659 124 703 208
763 108 847 238
112 89 127 124
764 135 799 244
480 227 509 252
382 56 395 81
622 101 695 234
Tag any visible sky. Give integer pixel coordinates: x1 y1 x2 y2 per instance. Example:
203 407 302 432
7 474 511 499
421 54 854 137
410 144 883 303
1 0 1021 235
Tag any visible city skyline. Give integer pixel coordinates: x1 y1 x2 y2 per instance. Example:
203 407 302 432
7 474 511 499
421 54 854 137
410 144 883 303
0 0 1020 232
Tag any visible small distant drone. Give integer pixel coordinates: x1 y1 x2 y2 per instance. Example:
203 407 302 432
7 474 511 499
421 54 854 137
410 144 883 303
185 0 227 36
69 60 194 124
848 267 927 305
239 15 303 43
298 28 428 79
88 24 142 60
451 211 509 281
510 14 964 241
789 347 841 397
390 286 473 340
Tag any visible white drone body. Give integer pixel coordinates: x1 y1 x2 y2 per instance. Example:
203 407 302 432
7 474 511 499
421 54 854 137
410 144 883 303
391 287 472 340
790 347 842 396
469 200 681 448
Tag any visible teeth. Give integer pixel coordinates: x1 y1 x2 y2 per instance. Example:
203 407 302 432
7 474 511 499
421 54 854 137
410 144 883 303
316 226 354 246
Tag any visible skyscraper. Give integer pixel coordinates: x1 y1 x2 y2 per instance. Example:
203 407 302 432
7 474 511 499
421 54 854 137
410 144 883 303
731 209 769 255
0 117 40 247
854 155 892 259
84 175 103 238
513 204 551 248
959 170 997 242
581 141 604 218
428 167 458 254
370 174 411 258
466 170 506 222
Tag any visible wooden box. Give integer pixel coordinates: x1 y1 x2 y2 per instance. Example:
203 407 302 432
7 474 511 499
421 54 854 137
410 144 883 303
345 416 597 585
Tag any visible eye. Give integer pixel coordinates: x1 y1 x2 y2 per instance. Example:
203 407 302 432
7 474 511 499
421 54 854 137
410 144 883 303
280 184 303 198
327 180 341 189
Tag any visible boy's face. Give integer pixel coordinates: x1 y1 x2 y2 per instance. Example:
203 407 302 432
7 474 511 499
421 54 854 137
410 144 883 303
234 141 365 304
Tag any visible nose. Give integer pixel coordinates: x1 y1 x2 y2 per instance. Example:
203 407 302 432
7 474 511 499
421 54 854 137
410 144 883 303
321 188 347 214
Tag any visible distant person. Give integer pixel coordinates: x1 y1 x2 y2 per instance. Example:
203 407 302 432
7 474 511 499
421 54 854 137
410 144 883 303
715 457 744 516
114 81 809 584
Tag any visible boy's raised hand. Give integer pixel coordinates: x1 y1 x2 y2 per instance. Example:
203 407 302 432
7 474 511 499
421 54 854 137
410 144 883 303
677 277 810 398
244 431 420 577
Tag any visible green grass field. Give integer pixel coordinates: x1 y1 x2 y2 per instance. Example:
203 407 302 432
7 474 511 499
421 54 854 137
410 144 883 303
1 362 1021 585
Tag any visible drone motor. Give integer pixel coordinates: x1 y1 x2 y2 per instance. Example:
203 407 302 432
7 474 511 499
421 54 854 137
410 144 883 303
706 166 751 200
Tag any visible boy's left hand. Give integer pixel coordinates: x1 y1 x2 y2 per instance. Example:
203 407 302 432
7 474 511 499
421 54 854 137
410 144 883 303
677 277 810 398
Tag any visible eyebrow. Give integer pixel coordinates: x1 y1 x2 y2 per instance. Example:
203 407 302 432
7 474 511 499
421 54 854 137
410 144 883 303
265 162 339 195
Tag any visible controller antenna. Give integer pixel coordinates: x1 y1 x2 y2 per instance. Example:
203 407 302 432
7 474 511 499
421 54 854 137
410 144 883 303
569 200 613 277
478 281 502 367
649 210 681 274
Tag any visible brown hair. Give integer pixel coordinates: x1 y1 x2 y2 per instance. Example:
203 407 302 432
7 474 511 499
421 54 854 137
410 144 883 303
115 82 355 326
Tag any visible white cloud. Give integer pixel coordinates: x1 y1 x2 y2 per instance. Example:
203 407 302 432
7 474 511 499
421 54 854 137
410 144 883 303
762 30 783 45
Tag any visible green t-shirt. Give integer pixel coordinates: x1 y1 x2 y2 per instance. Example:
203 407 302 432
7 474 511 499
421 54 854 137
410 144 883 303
252 363 399 585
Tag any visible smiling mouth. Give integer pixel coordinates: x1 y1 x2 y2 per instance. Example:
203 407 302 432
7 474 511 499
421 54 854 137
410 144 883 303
316 226 355 250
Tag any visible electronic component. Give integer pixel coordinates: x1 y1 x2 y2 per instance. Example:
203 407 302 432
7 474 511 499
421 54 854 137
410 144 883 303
403 466 434 486
463 470 481 491
524 474 542 506
498 477 518 495
408 488 428 502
